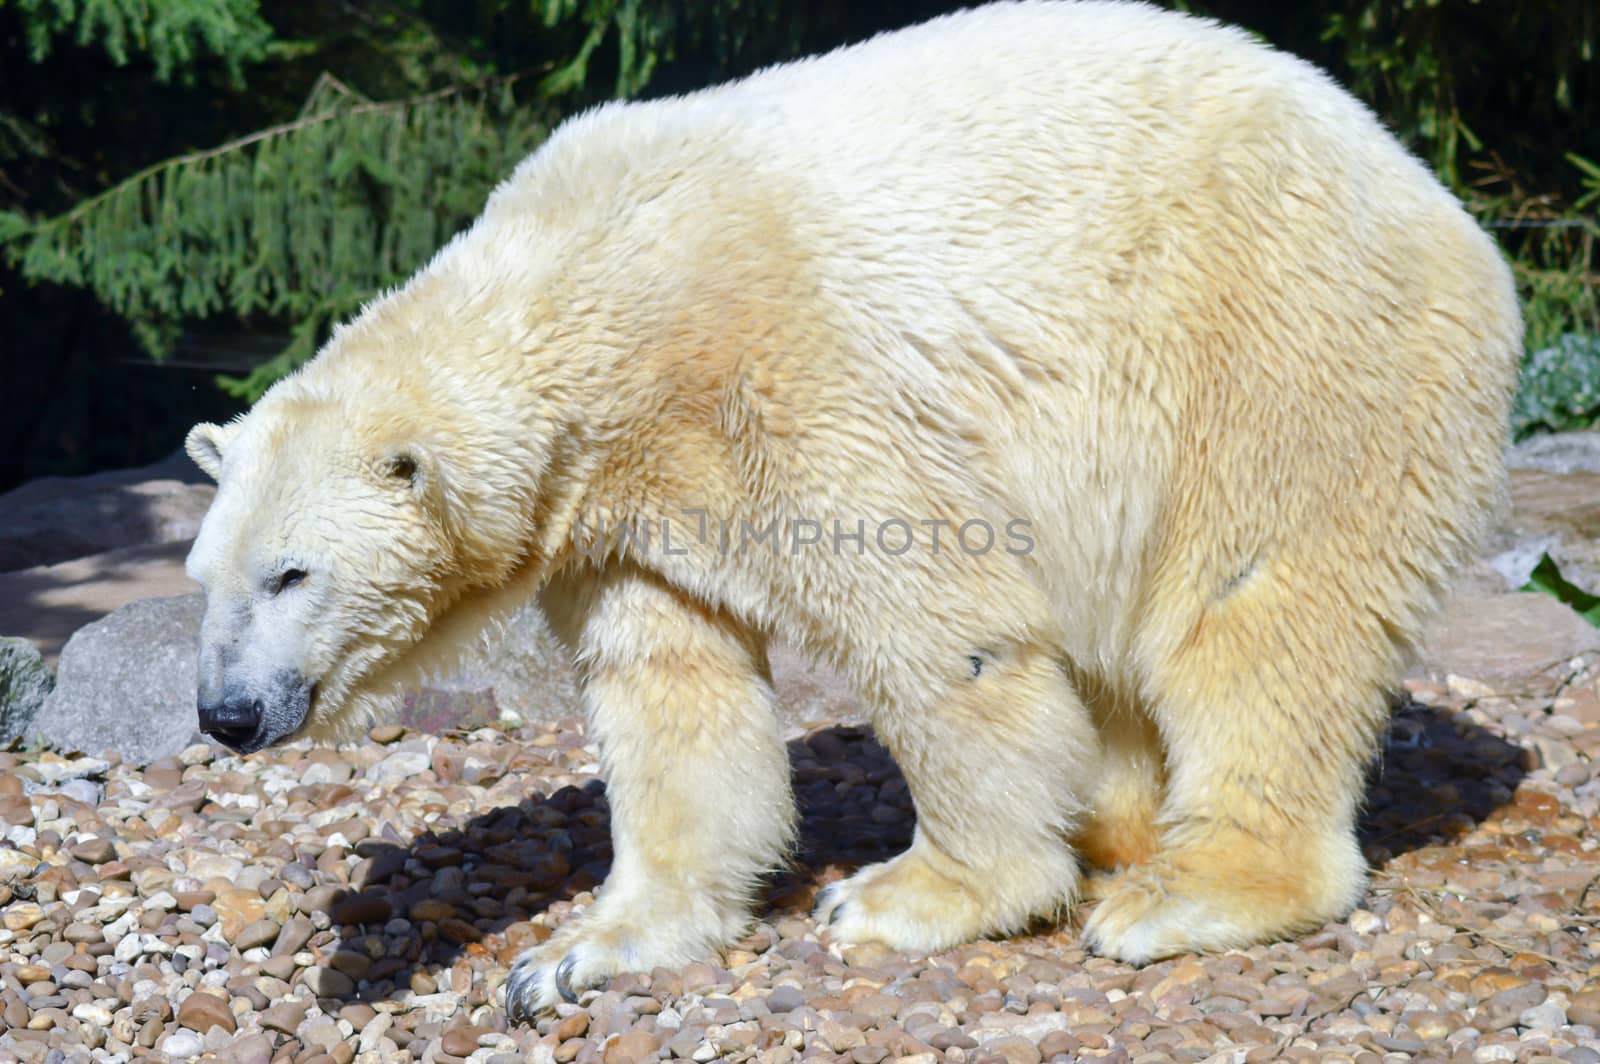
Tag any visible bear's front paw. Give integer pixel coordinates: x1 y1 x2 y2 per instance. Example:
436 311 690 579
504 936 628 1022
813 849 1013 953
501 884 748 1022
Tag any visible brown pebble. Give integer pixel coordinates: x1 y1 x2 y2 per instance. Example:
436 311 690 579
438 918 483 944
410 899 455 922
441 1025 491 1056
554 1038 584 1064
410 971 437 994
174 890 215 912
69 838 116 864
1037 1031 1077 1059
62 922 103 944
1566 986 1600 1026
177 989 237 1035
235 918 281 952
260 1000 309 1035
1470 968 1528 999
340 1003 377 1029
330 892 391 926
369 724 405 743
604 1030 660 1064
261 954 299 981
555 1012 589 1041
303 966 356 997
273 916 315 956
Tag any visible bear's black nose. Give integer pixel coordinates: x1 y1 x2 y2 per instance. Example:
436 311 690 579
197 696 262 751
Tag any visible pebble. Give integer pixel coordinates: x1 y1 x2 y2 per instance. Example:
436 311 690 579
159 1028 205 1059
68 837 116 864
235 917 280 951
0 685 1595 1064
260 1000 309 1034
304 966 357 997
176 989 237 1034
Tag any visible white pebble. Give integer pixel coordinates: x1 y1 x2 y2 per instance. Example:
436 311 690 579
159 1029 204 1059
72 1002 113 1025
1520 1003 1567 1031
1347 909 1381 935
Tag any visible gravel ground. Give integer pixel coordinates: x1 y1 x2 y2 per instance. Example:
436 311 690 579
2 654 1599 1064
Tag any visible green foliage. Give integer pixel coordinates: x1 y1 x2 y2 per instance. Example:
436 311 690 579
1511 333 1600 439
5 74 550 399
1521 553 1600 628
2 0 1599 416
6 0 274 81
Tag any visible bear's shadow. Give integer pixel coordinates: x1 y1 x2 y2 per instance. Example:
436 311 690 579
311 692 1524 1006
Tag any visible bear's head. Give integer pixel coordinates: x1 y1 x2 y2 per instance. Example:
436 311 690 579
183 394 470 753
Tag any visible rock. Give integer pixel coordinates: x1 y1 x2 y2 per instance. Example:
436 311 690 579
259 1000 308 1035
1478 982 1545 1028
330 892 391 926
441 1026 491 1056
68 837 115 864
1412 592 1600 689
604 1030 660 1064
234 918 280 951
767 985 806 1013
158 1028 205 1060
176 990 236 1034
1508 431 1600 475
273 916 314 956
0 451 213 573
1569 987 1600 1027
303 966 356 997
212 889 266 941
27 593 206 761
0 541 200 665
0 636 53 741
1482 468 1600 591
771 642 863 727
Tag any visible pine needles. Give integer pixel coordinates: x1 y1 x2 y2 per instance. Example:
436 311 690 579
3 74 551 398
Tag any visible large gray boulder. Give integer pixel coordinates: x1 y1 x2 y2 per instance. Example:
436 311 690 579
24 587 861 761
0 636 53 742
29 594 207 761
1507 430 1600 475
1412 591 1600 689
0 450 214 573
1480 468 1600 592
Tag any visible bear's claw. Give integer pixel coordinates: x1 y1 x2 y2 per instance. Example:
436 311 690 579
503 949 594 1022
811 882 849 927
555 955 580 1004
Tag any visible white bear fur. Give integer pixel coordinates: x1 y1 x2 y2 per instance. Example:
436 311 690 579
185 0 1521 1018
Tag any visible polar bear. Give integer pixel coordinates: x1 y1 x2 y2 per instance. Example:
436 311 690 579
183 0 1520 1019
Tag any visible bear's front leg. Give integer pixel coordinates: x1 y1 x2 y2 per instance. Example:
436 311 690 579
504 565 794 1020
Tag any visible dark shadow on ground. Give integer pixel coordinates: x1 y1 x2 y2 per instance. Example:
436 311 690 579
310 699 1524 1006
1358 692 1527 864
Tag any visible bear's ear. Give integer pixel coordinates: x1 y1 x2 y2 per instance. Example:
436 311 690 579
377 442 468 531
381 449 424 489
186 421 239 482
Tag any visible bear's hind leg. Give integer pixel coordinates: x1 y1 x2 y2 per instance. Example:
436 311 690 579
504 565 794 1019
1072 674 1165 884
1083 572 1385 963
815 641 1096 951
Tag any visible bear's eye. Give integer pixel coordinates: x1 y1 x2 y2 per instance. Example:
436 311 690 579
271 568 308 595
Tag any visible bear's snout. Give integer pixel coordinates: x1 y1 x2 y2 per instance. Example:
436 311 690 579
197 693 263 752
194 669 315 754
